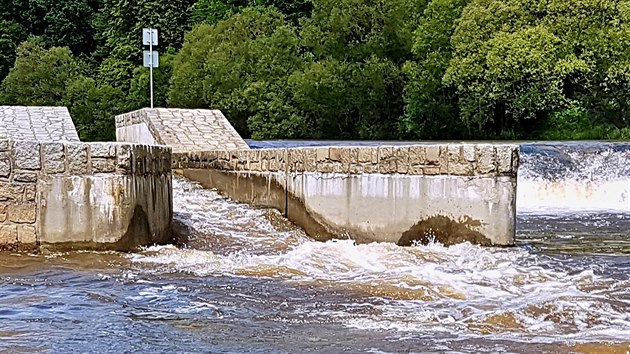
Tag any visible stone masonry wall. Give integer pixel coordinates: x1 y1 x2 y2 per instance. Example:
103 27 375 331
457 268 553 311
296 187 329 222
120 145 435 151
0 138 171 251
173 144 519 177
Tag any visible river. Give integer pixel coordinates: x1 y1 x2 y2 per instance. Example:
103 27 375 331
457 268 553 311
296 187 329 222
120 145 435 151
0 142 628 353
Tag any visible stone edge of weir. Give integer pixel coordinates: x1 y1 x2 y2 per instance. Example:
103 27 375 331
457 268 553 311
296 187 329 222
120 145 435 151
0 138 173 252
116 107 519 247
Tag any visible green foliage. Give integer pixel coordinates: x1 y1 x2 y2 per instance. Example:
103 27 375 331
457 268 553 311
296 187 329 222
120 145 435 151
170 8 301 135
2 0 630 142
290 57 403 139
0 0 99 56
64 77 126 141
444 0 630 137
0 39 82 105
129 49 177 109
401 0 468 139
190 0 312 25
301 0 422 62
0 20 26 80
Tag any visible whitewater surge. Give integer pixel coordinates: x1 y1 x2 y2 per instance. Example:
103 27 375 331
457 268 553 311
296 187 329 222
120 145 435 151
518 143 630 213
128 174 630 344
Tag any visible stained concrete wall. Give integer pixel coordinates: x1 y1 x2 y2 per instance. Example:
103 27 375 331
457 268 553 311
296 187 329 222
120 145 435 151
115 108 250 152
0 139 172 251
173 144 519 246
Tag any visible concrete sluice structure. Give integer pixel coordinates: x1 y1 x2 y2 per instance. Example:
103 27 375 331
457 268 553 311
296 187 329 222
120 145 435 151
116 108 520 246
0 106 172 251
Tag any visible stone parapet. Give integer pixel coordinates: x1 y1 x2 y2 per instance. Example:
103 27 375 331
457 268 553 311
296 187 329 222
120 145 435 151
116 108 250 152
173 144 519 177
0 138 172 252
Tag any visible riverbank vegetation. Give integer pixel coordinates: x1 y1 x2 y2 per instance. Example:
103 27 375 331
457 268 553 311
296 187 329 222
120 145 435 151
1 0 629 141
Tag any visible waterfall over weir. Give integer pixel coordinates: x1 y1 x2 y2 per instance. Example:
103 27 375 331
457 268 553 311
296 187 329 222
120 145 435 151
518 142 630 213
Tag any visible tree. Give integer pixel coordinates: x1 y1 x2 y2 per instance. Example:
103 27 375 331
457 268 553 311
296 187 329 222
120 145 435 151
94 0 196 92
0 20 26 80
64 77 127 141
401 0 469 139
300 0 423 62
170 8 302 136
128 49 177 109
443 0 627 136
0 39 82 105
190 0 312 25
0 0 99 56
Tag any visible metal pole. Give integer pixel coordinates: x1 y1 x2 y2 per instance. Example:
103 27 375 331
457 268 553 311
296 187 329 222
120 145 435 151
149 29 154 109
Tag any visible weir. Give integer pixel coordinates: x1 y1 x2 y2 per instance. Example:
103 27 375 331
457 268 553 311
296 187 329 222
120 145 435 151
118 108 520 246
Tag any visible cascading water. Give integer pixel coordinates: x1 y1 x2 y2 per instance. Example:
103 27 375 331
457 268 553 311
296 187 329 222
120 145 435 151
1 142 628 353
518 143 630 213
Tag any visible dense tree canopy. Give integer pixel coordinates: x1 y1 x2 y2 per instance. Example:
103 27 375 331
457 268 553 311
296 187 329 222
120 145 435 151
1 0 630 141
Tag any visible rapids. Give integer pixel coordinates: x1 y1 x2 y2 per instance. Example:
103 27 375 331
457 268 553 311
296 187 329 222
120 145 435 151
0 142 629 353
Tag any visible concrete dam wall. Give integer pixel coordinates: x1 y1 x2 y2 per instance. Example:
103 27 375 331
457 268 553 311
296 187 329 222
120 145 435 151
173 144 519 246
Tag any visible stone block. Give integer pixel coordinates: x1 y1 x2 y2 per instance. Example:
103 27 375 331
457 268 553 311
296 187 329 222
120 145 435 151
116 145 132 174
41 143 65 174
423 166 440 175
447 145 462 163
439 146 450 174
90 143 117 158
9 202 36 223
496 145 515 174
14 172 38 183
408 166 424 175
408 146 426 166
303 148 317 171
476 145 496 175
92 158 117 173
0 203 7 222
18 225 36 244
318 161 333 173
449 162 473 176
0 139 10 152
14 141 41 170
316 148 329 162
0 152 10 178
329 147 343 162
348 164 362 174
425 145 440 164
289 149 305 172
394 147 409 174
0 183 24 201
462 144 476 162
340 147 358 166
67 144 89 175
357 147 374 163
0 225 17 245
24 185 36 201
362 163 378 173
378 146 394 162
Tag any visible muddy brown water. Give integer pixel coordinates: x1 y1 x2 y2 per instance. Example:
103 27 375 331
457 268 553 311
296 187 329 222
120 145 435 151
1 142 629 353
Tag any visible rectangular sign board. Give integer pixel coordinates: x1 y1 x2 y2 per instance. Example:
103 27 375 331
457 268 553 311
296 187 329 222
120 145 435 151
142 28 158 46
143 50 159 68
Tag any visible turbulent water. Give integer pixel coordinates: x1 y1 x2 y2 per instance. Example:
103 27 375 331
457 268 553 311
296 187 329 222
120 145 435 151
1 142 629 353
